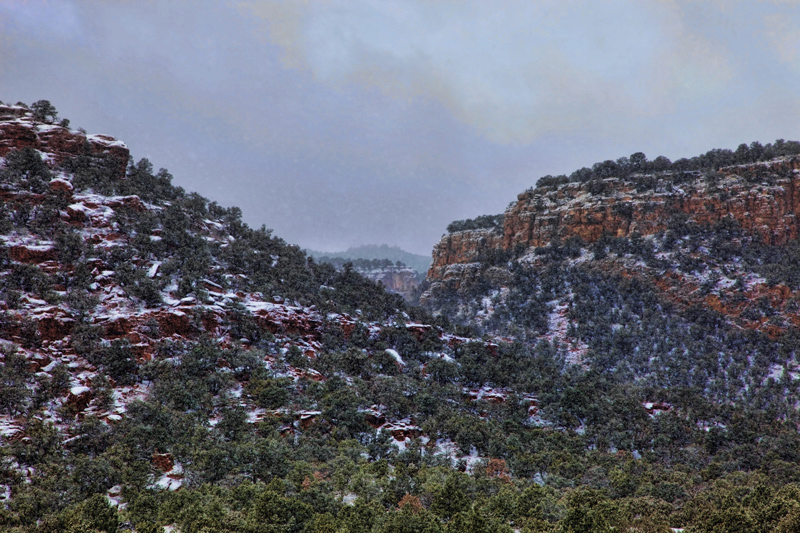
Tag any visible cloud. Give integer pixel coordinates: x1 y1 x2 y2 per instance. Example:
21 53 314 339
238 0 738 143
2 0 798 254
763 13 800 65
0 0 82 43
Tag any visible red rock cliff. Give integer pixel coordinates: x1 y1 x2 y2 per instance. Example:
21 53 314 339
0 104 129 177
429 158 800 280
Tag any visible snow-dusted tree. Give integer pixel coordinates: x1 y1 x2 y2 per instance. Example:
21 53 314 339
31 99 58 123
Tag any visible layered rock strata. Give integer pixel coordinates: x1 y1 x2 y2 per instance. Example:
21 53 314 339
0 104 129 177
429 158 800 280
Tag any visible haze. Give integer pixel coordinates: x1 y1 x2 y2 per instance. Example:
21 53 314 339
1 0 799 255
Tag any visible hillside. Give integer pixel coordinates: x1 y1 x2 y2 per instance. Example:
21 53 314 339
5 103 800 531
423 148 800 394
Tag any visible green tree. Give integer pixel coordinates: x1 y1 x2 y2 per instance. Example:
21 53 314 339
0 345 31 416
431 473 471 520
447 507 513 533
31 99 58 123
0 147 51 192
560 489 619 533
375 507 443 533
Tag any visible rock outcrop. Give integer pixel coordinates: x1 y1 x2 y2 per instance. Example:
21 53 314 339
0 104 129 177
429 228 504 281
357 265 421 301
429 158 800 280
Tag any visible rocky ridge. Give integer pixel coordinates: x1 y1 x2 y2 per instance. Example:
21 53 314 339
425 157 800 337
429 158 800 281
0 172 472 440
0 103 129 178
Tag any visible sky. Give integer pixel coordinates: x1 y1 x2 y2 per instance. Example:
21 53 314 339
1 0 799 256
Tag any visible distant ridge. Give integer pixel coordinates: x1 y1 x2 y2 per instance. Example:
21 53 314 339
305 244 431 274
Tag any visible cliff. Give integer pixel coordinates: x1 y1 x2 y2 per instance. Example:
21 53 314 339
429 158 800 280
0 104 130 177
357 265 421 301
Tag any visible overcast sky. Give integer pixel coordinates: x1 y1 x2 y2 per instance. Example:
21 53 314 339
1 1 799 255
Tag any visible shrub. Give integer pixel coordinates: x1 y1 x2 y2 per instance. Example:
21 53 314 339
246 377 291 409
447 214 504 234
0 147 51 193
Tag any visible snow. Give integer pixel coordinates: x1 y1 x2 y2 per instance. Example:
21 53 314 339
70 386 90 396
385 349 405 367
465 386 508 403
0 418 23 439
766 364 785 382
461 447 484 473
425 351 455 363
106 485 124 508
155 475 183 491
85 133 127 148
201 278 222 290
147 262 161 278
393 437 409 452
540 296 588 366
246 408 268 424
24 244 54 252
154 462 184 491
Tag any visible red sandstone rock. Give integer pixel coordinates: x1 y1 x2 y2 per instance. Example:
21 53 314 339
37 314 75 341
106 195 146 211
66 386 93 413
49 178 73 194
9 245 57 263
102 316 132 338
429 158 800 281
0 109 130 178
152 452 175 472
295 411 321 429
386 423 422 441
143 310 191 337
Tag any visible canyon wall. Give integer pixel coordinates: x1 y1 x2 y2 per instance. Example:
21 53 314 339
0 104 130 176
429 158 800 280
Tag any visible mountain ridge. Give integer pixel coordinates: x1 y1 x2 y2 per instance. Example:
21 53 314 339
306 244 431 275
429 155 800 283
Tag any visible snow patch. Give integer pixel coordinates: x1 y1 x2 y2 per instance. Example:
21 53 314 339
385 349 405 367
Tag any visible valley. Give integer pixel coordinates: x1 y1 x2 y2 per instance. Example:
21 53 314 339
3 102 800 532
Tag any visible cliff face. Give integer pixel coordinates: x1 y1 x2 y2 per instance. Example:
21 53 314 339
428 228 504 280
429 158 800 280
0 104 130 177
356 265 420 301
